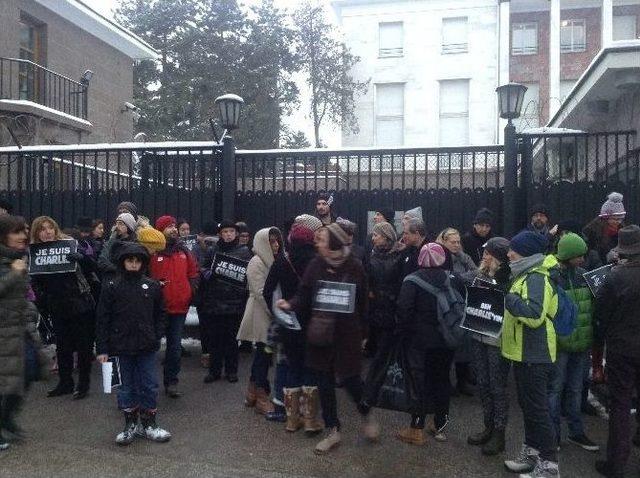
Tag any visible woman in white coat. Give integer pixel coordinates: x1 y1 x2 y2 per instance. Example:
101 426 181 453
237 227 283 414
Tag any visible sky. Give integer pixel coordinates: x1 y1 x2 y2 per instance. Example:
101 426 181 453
83 0 341 148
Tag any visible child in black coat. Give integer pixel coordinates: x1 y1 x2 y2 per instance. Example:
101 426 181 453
95 242 170 446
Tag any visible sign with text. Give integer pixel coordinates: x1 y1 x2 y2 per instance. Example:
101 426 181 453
28 239 78 275
583 264 613 297
211 253 249 287
313 280 357 314
181 235 198 252
461 285 505 339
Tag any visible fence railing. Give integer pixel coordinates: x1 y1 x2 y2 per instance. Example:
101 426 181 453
0 57 88 119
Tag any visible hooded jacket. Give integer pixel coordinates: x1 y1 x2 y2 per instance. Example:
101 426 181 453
96 243 166 356
501 254 558 363
237 228 278 344
149 241 199 315
367 244 404 329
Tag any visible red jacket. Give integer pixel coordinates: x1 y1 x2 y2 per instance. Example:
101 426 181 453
150 247 199 315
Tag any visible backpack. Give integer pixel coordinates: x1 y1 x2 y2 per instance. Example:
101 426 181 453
547 275 578 337
403 274 467 348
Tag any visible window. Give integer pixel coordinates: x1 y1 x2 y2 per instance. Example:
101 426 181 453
375 83 404 146
439 79 469 147
512 22 538 55
613 15 637 41
559 80 576 102
18 15 46 101
517 82 540 131
442 17 468 54
379 22 403 57
560 19 586 53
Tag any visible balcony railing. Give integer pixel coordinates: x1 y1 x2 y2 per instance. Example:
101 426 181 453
0 57 88 119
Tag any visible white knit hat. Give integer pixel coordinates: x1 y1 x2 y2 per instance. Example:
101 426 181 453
599 192 626 219
116 212 137 233
294 214 323 232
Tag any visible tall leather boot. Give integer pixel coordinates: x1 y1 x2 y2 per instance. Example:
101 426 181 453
255 388 275 415
301 386 324 435
1 395 24 439
284 388 303 432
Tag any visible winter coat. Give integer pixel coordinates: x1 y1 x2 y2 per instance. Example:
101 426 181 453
583 217 622 266
547 257 594 353
501 254 558 364
98 233 136 280
462 230 493 266
149 242 199 315
0 245 40 396
96 244 166 356
199 240 252 317
290 254 368 379
451 250 477 276
31 248 95 321
594 259 640 359
396 268 452 350
402 238 428 277
237 228 276 344
367 245 404 330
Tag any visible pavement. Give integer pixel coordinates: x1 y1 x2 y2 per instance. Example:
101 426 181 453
0 344 637 478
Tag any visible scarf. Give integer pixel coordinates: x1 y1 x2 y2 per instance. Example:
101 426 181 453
509 253 545 280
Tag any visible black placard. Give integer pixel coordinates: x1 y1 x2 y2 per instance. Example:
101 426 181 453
181 235 198 252
461 285 505 339
313 280 356 314
28 239 78 275
583 264 613 297
211 253 249 287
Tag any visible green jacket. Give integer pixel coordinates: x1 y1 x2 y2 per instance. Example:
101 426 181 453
547 256 594 353
501 255 558 363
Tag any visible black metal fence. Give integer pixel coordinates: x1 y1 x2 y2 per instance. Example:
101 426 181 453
0 57 88 119
0 130 637 240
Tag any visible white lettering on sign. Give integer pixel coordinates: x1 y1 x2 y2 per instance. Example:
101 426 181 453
316 287 350 306
465 305 503 324
480 302 491 310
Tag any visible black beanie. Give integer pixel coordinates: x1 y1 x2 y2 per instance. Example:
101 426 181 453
473 208 494 226
217 219 238 232
377 208 395 224
530 203 550 219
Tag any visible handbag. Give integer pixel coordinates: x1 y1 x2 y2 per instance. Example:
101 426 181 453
306 311 337 347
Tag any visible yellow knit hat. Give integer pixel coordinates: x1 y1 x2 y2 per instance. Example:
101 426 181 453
137 226 166 254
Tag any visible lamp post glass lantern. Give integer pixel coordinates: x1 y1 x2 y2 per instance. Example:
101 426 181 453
215 94 244 131
496 83 527 122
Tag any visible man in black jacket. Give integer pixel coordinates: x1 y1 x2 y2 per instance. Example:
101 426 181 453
594 225 640 478
402 218 429 277
200 220 252 383
96 243 170 446
462 208 494 266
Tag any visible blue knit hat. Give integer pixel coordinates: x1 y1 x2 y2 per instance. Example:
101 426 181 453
510 231 548 257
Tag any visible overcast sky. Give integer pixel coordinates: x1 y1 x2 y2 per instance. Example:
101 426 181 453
84 0 340 148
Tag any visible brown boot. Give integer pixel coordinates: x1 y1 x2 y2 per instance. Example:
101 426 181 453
254 388 275 415
301 386 324 435
284 387 303 432
245 382 257 408
396 427 426 446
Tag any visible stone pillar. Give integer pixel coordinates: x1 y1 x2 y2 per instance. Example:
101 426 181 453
602 0 613 47
549 0 561 119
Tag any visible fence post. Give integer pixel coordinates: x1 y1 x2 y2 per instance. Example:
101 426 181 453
221 134 236 221
503 122 518 236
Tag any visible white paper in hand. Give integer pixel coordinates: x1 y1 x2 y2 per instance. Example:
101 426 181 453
102 361 113 394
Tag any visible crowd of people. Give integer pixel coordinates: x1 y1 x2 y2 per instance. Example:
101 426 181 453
0 190 638 478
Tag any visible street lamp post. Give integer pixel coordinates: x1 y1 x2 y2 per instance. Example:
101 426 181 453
496 83 527 237
215 94 244 222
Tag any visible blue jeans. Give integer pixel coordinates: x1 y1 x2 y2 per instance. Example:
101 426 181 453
163 314 186 386
273 359 288 406
549 351 587 439
117 352 159 411
250 343 271 391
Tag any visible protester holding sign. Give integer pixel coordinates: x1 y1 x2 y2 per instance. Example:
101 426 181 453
501 231 560 477
30 216 96 400
262 219 322 432
237 227 283 415
593 225 640 478
394 242 457 446
545 233 599 453
0 215 43 451
149 215 199 399
277 223 377 455
462 237 511 456
200 220 251 384
96 242 169 446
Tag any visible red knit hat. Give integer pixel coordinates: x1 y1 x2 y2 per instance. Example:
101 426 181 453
155 215 176 232
288 223 315 245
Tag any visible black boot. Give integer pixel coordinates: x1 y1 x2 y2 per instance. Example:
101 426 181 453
136 410 171 442
481 428 505 456
467 426 493 446
0 398 8 451
115 409 139 446
47 380 75 398
1 395 24 439
0 431 8 451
